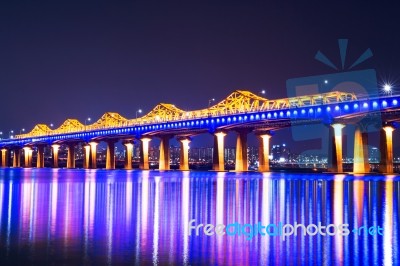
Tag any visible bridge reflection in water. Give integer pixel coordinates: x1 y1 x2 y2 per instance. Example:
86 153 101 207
0 168 398 265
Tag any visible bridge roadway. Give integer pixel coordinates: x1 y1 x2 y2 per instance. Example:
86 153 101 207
0 90 399 174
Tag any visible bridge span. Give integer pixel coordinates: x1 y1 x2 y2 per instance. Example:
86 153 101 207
0 90 399 173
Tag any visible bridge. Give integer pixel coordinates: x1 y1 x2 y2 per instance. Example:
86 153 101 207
0 90 399 173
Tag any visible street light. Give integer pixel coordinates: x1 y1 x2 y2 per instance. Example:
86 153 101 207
20 128 25 135
383 84 392 95
261 90 266 95
208 98 215 107
0 131 3 140
85 117 91 131
9 130 14 139
136 109 142 119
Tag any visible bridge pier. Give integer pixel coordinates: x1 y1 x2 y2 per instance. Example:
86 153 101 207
159 135 171 170
257 132 272 172
124 140 134 170
83 144 91 169
36 145 45 168
51 144 60 168
1 148 8 167
140 137 151 170
353 125 369 174
235 130 248 171
330 123 345 173
106 140 116 169
66 143 75 169
178 137 191 171
89 142 98 169
12 149 21 167
212 131 226 171
379 125 395 174
23 147 32 168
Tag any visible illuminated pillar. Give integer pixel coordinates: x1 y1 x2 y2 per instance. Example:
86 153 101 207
159 135 171 170
212 131 226 171
83 144 91 169
23 147 32 168
379 126 395 174
36 145 45 168
1 149 8 167
106 140 116 170
66 143 75 169
257 132 271 172
331 123 345 173
51 144 60 168
12 149 21 167
235 130 248 171
179 137 191 171
89 142 98 169
353 125 369 173
140 137 151 170
124 140 134 170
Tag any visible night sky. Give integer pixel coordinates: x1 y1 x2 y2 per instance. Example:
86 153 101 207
1 1 400 153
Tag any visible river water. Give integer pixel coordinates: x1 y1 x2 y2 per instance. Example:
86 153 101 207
0 168 398 265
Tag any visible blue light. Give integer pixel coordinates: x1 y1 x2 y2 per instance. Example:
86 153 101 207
250 115 254 120
183 122 186 126
309 108 313 113
273 112 277 118
317 107 321 112
382 100 387 107
211 119 214 123
196 121 199 125
261 114 266 119
344 105 349 110
286 111 291 116
227 118 231 122
327 107 331 112
239 116 242 121
221 118 225 122
301 109 305 114
233 117 236 122
216 118 220 123
293 110 298 115
255 114 260 119
267 113 271 119
244 116 247 120
354 103 359 109
393 99 398 105
363 102 368 108
191 121 194 126
280 111 284 117
335 106 340 111
373 101 378 108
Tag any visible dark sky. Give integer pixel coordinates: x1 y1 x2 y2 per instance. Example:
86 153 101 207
1 1 400 153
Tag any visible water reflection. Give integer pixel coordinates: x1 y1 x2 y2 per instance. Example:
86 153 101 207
0 168 398 265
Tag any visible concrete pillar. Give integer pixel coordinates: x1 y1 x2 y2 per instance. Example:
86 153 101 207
124 140 134 170
1 149 8 167
331 123 345 173
51 144 60 168
36 145 45 168
212 131 226 171
179 137 191 171
235 130 248 171
23 147 32 168
257 132 272 172
66 143 75 169
159 135 171 170
83 144 91 169
353 125 369 173
140 137 151 170
106 140 116 170
12 149 21 167
379 126 395 174
89 142 98 169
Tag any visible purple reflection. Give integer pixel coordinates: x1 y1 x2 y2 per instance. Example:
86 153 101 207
0 168 398 265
